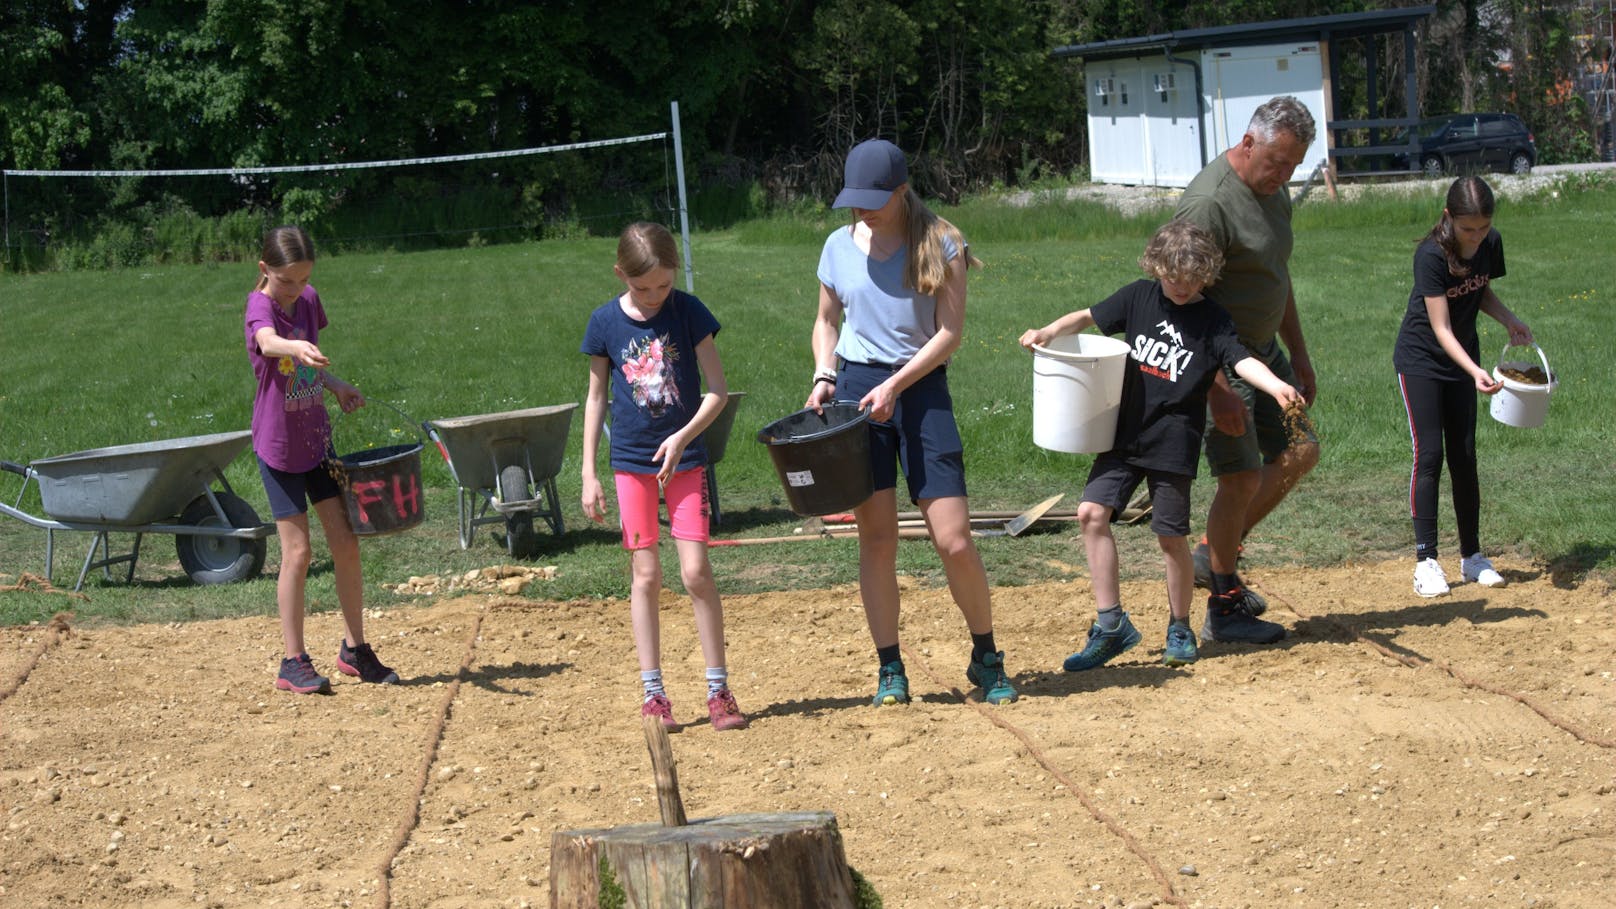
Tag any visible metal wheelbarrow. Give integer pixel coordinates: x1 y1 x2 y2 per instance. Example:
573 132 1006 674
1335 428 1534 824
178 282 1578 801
1 430 272 591
424 403 578 558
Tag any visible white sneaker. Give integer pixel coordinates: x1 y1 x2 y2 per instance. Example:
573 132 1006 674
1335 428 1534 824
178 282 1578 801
1461 553 1506 587
1413 558 1450 597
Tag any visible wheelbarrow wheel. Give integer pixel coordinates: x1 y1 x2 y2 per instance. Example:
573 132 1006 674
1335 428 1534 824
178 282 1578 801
499 465 538 559
176 492 268 585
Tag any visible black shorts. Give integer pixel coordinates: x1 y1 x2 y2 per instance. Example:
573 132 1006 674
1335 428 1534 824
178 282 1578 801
258 456 343 520
836 361 968 504
1081 454 1193 537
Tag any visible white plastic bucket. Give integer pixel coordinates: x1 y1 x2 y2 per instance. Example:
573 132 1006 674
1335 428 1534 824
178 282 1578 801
1031 333 1131 453
1489 342 1556 429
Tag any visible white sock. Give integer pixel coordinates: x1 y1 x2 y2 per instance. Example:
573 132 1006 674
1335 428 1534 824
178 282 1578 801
704 666 728 696
641 669 665 701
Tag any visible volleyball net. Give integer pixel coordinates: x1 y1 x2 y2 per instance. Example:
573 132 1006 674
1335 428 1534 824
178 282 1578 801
3 103 694 286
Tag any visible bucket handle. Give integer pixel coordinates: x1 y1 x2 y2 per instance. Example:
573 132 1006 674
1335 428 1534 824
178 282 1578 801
325 387 431 455
1495 342 1553 385
756 400 870 445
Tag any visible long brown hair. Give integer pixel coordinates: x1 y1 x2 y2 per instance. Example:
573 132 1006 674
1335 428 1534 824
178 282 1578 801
893 187 983 296
1426 176 1494 277
255 225 315 291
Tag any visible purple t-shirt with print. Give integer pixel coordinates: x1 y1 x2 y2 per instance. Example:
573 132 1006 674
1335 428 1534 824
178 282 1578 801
244 287 330 472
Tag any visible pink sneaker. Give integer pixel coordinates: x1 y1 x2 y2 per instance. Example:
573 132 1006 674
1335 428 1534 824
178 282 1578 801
706 688 749 731
641 693 679 730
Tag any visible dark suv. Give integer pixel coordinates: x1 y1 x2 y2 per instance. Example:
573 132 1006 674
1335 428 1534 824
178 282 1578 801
1401 113 1537 177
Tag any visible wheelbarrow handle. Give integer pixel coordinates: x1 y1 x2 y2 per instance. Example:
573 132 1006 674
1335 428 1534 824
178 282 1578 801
1 460 29 477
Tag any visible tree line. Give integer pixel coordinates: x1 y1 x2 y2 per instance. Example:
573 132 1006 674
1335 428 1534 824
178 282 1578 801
1 0 1604 269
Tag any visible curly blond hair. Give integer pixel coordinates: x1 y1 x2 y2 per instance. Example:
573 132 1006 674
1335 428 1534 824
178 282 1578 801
1138 219 1224 287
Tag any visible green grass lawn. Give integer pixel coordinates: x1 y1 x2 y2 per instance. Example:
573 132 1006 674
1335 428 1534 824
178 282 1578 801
3 175 1612 627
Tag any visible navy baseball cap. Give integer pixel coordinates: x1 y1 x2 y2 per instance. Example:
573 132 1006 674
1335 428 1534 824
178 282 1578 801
832 139 908 210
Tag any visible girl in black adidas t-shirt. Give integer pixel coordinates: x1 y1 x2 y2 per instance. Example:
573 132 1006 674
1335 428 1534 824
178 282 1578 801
1393 176 1533 598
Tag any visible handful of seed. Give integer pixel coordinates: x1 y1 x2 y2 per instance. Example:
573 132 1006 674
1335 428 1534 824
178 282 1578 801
1282 400 1315 446
1499 365 1551 385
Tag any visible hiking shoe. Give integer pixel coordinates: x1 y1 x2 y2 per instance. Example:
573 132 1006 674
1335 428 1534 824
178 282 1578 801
872 661 910 706
1163 620 1199 666
966 650 1018 704
706 688 749 731
1414 557 1450 597
1202 592 1286 644
337 640 400 684
641 693 679 730
1192 542 1265 616
1461 553 1505 588
276 653 331 694
1063 614 1142 671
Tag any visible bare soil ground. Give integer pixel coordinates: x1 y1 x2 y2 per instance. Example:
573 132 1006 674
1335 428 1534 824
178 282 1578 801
2 557 1613 909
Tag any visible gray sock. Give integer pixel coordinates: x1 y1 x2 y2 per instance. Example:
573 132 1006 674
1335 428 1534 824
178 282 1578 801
1096 605 1124 631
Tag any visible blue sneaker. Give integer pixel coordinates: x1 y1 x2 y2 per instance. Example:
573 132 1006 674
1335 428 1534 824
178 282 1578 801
872 661 910 706
1063 613 1142 671
1163 619 1199 666
966 650 1018 704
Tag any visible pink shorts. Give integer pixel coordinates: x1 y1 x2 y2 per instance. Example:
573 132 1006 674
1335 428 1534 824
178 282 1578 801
614 467 709 550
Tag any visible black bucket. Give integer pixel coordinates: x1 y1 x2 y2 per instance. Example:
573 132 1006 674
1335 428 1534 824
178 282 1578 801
333 443 426 535
756 402 874 516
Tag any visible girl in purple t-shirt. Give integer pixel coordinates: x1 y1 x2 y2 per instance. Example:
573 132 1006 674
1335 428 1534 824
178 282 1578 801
244 226 399 694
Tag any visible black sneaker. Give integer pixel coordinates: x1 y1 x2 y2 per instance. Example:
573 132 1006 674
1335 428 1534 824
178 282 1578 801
1194 541 1268 617
277 653 331 694
337 640 400 684
1201 590 1285 644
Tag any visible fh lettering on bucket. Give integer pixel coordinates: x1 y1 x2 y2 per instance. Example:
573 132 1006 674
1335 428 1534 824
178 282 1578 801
1131 322 1192 382
350 471 423 523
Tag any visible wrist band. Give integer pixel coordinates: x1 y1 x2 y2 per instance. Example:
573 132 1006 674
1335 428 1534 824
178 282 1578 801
813 375 837 387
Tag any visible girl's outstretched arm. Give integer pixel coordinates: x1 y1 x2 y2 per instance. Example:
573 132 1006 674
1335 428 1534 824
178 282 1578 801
1478 287 1533 346
581 356 612 523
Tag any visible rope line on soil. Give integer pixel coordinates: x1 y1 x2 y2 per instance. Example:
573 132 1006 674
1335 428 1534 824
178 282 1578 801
0 612 73 706
1252 580 1616 750
0 572 89 600
903 645 1187 908
374 606 488 909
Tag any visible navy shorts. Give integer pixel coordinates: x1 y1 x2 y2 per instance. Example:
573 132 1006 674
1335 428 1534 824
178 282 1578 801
258 456 343 520
836 360 967 503
1081 454 1193 537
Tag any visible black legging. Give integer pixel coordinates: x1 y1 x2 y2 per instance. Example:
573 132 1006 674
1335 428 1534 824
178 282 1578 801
1397 373 1481 561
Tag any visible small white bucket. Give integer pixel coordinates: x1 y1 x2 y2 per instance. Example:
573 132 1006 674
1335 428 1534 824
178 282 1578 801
1489 342 1557 429
1031 333 1131 453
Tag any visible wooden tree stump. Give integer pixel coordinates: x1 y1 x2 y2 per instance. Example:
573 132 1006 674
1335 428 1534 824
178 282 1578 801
549 717 856 908
549 811 856 908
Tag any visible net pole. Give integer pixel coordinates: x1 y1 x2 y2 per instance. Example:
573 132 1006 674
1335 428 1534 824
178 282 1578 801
671 101 695 292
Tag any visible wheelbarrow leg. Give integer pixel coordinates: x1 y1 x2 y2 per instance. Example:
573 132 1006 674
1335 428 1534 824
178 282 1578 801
75 532 108 592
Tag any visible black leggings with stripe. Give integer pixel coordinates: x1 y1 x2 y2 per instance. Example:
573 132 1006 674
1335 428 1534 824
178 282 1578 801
1398 373 1481 561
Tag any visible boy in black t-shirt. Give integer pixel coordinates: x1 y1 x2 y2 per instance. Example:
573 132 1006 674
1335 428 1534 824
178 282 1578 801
1020 220 1305 670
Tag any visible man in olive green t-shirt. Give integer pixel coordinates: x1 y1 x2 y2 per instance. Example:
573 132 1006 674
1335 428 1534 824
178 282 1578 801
1175 95 1320 646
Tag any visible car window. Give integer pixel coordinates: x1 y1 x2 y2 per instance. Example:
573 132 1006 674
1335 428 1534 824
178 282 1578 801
1480 120 1515 138
1450 117 1478 138
1418 118 1453 139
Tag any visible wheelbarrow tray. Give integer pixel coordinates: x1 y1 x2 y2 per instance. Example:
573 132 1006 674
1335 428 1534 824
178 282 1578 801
427 404 577 492
29 430 256 525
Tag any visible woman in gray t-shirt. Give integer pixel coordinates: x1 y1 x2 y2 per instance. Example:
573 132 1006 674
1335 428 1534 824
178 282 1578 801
805 139 1016 708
